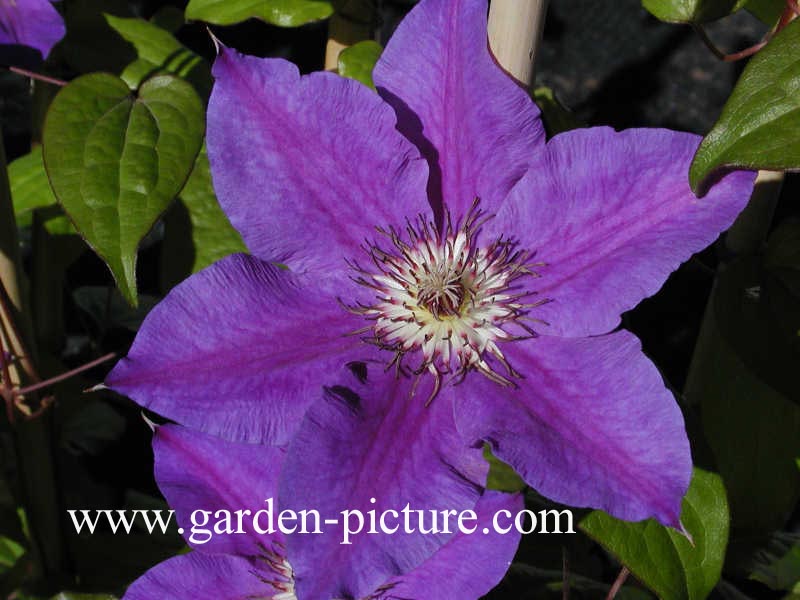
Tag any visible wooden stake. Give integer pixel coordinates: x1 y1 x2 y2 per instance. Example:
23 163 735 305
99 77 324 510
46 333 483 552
488 0 549 87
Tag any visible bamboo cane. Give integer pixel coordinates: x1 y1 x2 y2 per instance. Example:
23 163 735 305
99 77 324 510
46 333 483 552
488 0 549 87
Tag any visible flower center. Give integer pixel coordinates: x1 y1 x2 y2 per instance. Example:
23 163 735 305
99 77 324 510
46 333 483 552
417 267 466 318
348 200 546 402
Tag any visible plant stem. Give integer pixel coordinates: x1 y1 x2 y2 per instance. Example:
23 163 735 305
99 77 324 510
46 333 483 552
692 25 768 62
5 66 67 87
488 0 549 87
606 566 630 600
0 126 70 588
0 278 39 384
17 352 116 396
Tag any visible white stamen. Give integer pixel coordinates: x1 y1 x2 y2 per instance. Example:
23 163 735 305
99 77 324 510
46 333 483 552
348 200 547 401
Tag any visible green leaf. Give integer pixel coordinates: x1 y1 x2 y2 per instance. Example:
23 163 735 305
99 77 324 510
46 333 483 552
185 0 333 27
39 211 80 238
642 0 748 23
751 538 800 591
338 41 382 89
149 5 186 33
8 149 58 228
686 257 800 556
160 148 246 291
43 73 204 306
532 86 581 136
0 536 25 572
711 255 800 405
483 445 526 493
581 469 729 600
104 15 212 97
0 485 26 549
742 0 786 24
690 19 800 192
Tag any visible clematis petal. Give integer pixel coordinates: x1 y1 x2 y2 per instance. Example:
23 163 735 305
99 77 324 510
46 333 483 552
280 366 488 600
207 47 430 278
123 552 265 600
373 0 545 219
152 425 284 557
382 491 523 600
0 0 65 59
488 127 755 337
452 331 692 527
106 253 366 445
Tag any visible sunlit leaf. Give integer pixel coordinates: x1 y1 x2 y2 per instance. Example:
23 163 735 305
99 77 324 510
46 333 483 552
185 0 333 27
338 40 382 89
8 149 58 228
104 15 212 97
690 20 800 192
43 73 204 306
581 469 729 600
0 536 24 572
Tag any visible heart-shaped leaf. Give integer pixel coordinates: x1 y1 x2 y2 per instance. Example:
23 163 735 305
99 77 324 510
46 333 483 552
581 468 729 600
43 73 204 306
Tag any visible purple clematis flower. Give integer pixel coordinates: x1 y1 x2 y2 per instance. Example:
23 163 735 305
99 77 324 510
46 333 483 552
0 0 65 60
107 0 755 592
123 424 522 600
